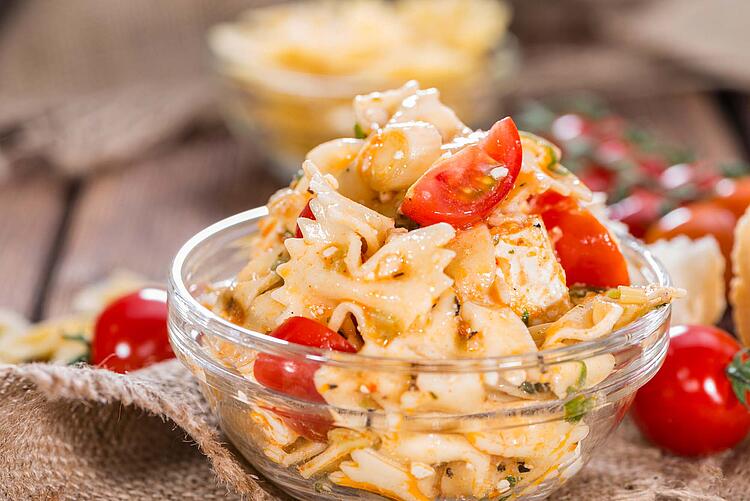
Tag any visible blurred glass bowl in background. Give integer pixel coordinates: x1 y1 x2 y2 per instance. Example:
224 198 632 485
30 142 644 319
208 0 520 180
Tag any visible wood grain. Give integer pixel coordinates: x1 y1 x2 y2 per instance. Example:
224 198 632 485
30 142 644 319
43 134 280 317
0 173 65 316
616 93 745 162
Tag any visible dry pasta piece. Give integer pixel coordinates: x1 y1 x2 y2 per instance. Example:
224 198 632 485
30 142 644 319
647 235 725 325
731 206 750 346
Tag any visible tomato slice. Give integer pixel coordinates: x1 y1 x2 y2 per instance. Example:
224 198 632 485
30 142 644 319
253 316 355 440
294 201 315 238
532 191 630 288
400 117 522 228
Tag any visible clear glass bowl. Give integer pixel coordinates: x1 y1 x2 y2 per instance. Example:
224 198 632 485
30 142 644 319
168 207 672 501
209 36 520 181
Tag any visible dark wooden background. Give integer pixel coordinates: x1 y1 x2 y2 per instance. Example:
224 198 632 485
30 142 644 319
0 0 748 322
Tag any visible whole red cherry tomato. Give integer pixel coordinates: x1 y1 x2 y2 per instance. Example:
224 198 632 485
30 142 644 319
294 201 315 238
400 117 522 228
254 316 355 440
645 201 737 283
92 287 172 373
632 325 750 456
713 176 750 218
532 191 630 288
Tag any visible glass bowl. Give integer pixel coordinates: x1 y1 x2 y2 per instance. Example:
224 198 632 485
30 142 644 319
168 207 672 501
209 33 520 181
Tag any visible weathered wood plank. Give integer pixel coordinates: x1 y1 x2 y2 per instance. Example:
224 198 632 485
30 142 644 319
44 134 280 317
615 93 745 163
0 173 65 317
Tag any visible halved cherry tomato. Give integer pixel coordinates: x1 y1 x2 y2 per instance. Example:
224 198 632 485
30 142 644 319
645 201 736 283
253 316 355 440
294 201 315 238
532 191 630 288
632 325 750 456
713 176 750 218
92 287 173 373
400 117 522 228
608 188 669 238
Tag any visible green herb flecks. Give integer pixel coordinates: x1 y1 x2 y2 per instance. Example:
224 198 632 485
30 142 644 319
521 309 530 326
67 354 90 365
354 123 367 139
519 381 550 394
566 361 588 394
62 333 90 344
505 475 518 488
606 288 621 300
62 333 91 365
569 285 606 299
564 394 594 423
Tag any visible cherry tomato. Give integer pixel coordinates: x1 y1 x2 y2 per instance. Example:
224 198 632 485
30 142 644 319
532 191 630 288
294 201 315 238
578 165 615 193
632 325 750 456
645 201 736 283
92 287 172 373
253 316 355 440
400 117 522 228
637 156 669 177
713 176 750 218
608 188 669 239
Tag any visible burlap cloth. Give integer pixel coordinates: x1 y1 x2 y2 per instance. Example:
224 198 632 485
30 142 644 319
0 361 748 500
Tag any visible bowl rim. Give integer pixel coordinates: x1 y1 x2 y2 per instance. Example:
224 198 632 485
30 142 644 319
169 206 672 372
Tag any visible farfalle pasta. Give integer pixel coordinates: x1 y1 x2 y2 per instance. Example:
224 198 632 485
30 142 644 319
205 82 682 501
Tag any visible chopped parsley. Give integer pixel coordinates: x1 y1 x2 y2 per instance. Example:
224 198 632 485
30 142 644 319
62 333 89 344
521 309 530 326
520 381 550 394
505 475 518 488
548 162 570 177
354 123 367 139
564 394 594 423
566 361 588 394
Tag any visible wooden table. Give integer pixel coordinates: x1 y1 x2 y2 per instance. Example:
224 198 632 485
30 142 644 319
1 90 748 322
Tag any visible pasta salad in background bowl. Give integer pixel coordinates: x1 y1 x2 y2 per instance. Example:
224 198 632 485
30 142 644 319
168 82 682 500
208 0 518 180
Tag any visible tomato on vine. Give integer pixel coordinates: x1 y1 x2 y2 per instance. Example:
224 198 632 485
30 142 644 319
632 325 750 456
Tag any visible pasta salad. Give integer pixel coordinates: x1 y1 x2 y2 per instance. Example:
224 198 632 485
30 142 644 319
207 82 681 501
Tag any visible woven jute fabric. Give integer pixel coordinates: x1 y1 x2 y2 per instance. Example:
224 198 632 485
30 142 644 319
1 360 748 501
